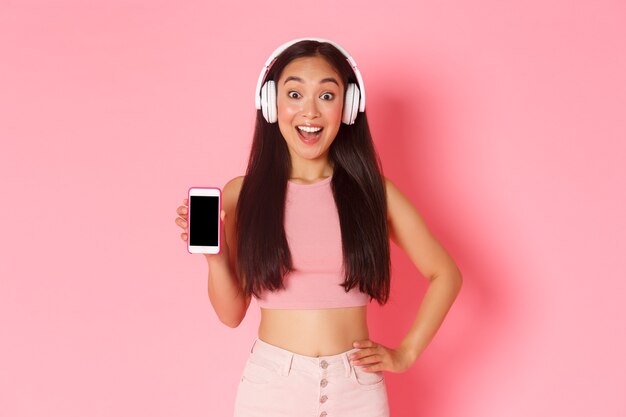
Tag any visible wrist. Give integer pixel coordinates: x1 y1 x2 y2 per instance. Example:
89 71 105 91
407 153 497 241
204 251 229 267
397 341 420 364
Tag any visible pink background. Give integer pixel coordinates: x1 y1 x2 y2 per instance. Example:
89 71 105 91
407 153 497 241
1 1 625 416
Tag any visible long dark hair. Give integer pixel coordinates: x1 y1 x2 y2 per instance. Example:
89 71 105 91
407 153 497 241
236 40 390 304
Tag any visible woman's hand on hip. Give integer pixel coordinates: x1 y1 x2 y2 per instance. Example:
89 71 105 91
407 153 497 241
348 339 417 373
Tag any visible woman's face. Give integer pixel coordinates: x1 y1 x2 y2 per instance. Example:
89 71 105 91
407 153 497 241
276 55 344 167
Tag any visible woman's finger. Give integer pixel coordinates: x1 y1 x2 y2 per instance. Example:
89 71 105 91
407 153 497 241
356 348 378 358
353 352 380 365
360 362 383 373
181 232 188 241
175 217 188 229
354 340 376 349
351 347 376 362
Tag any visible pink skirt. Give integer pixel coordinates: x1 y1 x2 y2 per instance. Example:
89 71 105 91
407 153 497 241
234 338 390 417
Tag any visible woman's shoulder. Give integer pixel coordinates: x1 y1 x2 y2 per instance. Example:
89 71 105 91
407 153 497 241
222 176 245 211
223 175 245 192
382 175 417 221
382 175 400 203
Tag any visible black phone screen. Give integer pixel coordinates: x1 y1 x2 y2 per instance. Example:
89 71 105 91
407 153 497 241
189 196 219 246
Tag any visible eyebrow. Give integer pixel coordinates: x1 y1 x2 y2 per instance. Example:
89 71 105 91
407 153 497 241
283 76 340 86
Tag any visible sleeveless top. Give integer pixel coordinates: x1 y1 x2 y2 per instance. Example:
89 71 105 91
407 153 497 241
254 175 370 309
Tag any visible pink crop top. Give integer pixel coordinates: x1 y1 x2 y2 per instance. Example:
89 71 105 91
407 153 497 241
255 175 370 309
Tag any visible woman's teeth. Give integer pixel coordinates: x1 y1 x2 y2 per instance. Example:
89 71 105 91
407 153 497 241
296 125 323 141
297 126 322 133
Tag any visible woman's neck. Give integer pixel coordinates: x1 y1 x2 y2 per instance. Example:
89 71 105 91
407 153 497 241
289 159 334 183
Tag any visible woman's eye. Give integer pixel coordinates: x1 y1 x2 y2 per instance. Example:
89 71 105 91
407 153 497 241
288 91 301 99
321 93 334 100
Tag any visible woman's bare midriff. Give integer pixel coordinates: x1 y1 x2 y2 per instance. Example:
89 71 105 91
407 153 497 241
258 306 369 357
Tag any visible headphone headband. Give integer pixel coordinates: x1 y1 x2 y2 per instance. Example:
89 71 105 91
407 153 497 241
254 37 366 113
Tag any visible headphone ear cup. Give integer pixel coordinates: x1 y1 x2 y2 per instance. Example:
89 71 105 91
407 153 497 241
260 80 277 123
342 83 360 125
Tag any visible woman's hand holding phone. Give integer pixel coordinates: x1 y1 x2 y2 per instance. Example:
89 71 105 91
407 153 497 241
175 198 229 263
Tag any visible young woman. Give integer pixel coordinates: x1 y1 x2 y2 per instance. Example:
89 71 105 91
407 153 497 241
175 38 462 417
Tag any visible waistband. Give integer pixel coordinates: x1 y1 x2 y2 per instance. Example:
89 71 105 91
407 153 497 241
248 338 361 378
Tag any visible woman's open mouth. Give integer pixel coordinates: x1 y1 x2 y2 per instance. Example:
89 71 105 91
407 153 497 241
296 125 323 144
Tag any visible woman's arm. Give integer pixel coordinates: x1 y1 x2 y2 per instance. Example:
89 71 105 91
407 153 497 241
349 177 462 372
206 176 252 328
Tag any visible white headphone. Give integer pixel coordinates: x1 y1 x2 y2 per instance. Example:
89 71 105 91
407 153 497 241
254 37 366 125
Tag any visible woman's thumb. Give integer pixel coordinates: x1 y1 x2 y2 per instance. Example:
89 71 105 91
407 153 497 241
220 209 226 222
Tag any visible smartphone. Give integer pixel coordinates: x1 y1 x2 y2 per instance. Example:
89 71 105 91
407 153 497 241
187 187 221 254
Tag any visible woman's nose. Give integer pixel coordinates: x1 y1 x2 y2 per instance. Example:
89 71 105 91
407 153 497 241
301 97 320 118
